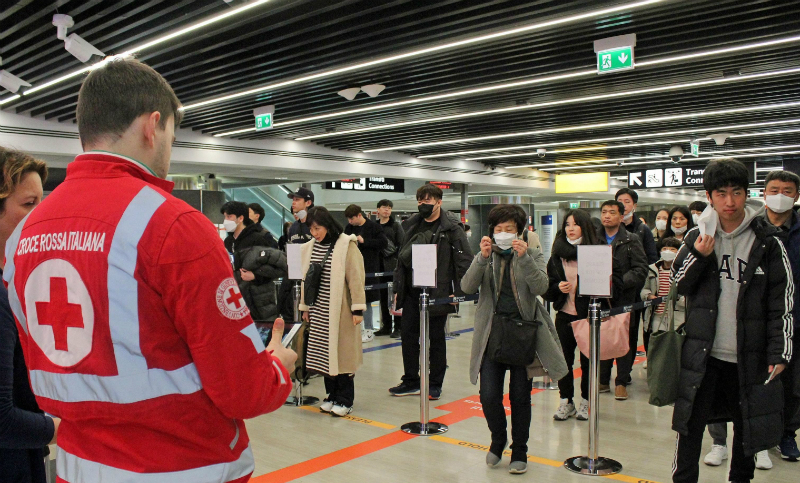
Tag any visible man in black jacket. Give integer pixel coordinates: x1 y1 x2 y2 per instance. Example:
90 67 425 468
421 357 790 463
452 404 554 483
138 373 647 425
389 184 472 399
221 201 276 255
596 200 648 400
287 187 314 245
616 188 658 264
671 158 793 483
344 204 388 342
376 199 407 337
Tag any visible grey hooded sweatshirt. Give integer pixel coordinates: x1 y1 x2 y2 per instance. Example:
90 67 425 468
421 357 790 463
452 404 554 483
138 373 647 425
712 205 763 362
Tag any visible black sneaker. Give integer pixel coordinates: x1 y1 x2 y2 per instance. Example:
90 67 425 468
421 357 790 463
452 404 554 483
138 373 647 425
390 329 401 339
389 382 420 396
429 386 442 400
374 328 392 336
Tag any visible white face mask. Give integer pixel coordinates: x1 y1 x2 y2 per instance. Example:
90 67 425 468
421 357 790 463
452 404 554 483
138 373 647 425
622 211 633 222
465 231 472 238
765 194 796 214
296 209 308 220
672 224 688 235
692 213 700 224
222 219 238 233
655 219 667 231
660 250 677 262
567 236 582 245
493 232 517 250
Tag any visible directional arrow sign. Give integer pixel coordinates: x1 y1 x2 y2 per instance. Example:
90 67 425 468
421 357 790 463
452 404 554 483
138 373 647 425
597 46 634 74
628 171 643 187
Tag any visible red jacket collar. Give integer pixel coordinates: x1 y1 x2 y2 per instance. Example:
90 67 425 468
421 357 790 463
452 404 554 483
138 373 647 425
67 152 175 193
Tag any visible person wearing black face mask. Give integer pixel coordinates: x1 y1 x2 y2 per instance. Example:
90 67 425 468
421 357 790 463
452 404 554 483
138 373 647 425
388 184 473 400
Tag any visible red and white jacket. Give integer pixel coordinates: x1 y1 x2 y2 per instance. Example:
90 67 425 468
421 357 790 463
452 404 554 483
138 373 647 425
4 152 292 483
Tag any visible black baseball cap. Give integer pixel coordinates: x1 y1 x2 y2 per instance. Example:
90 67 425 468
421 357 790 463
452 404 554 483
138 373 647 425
287 186 314 202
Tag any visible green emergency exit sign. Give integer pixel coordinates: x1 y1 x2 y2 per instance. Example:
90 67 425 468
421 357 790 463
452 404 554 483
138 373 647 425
597 46 634 74
255 112 273 131
569 202 580 209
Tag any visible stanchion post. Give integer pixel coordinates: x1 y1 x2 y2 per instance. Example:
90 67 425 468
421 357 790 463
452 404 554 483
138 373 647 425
564 297 622 476
289 280 318 407
401 288 448 436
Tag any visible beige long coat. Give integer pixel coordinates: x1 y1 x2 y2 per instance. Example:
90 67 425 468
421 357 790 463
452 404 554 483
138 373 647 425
298 234 366 376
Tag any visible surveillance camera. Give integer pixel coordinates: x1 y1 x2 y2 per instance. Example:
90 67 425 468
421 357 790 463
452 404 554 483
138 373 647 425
616 159 624 166
537 148 546 158
0 70 31 93
669 145 684 163
64 33 105 63
709 133 732 146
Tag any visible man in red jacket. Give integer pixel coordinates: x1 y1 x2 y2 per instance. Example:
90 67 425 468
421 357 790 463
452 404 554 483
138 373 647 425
3 58 297 483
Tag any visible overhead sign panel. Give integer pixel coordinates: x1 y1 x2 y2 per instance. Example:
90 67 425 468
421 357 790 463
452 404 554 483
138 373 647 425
255 112 273 130
628 167 705 189
324 177 404 193
597 46 634 74
555 172 608 194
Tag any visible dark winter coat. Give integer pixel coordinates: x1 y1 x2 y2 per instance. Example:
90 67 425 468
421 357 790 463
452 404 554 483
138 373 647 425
225 222 277 256
394 211 473 316
236 247 287 323
543 237 592 317
378 216 406 273
624 215 658 264
288 219 313 245
596 226 649 305
671 221 794 455
345 218 388 303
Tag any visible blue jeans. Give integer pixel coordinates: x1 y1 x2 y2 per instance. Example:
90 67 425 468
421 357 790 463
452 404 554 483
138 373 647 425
480 356 533 458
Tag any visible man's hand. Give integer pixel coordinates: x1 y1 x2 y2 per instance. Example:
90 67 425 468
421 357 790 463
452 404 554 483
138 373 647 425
357 235 364 244
302 311 309 322
240 268 255 281
449 294 458 306
393 294 397 310
558 281 572 294
353 315 363 326
480 236 492 259
512 238 528 257
694 234 715 257
266 318 298 371
49 417 60 445
767 363 787 383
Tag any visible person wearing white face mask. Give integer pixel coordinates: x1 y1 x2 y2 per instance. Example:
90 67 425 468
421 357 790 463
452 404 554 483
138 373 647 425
664 205 695 241
689 201 708 226
761 170 800 462
652 209 670 243
544 209 601 422
641 237 685 369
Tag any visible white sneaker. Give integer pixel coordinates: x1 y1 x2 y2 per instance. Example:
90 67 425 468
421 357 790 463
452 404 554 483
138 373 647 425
703 444 728 466
361 330 374 343
319 400 334 413
331 404 353 417
553 399 576 421
755 450 773 470
576 399 589 421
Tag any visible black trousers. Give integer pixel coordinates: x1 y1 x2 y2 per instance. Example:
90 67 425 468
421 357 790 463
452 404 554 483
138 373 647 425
784 349 800 438
599 310 638 386
324 374 355 407
379 287 395 332
400 295 447 388
555 311 589 402
673 357 755 483
480 355 533 458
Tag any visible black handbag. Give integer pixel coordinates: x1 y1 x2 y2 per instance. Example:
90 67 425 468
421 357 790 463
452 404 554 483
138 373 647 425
303 245 334 306
485 256 539 366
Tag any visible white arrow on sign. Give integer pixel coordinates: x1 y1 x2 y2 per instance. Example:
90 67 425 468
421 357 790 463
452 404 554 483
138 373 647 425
618 52 629 64
629 172 642 187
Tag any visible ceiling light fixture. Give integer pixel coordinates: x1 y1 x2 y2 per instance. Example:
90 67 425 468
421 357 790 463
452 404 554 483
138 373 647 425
296 67 800 141
360 84 385 97
338 87 361 100
181 0 664 111
418 120 800 158
363 101 800 152
540 150 800 172
461 139 695 161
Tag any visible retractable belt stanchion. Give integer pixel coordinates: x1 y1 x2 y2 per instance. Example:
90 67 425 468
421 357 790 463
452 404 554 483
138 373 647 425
401 287 448 436
289 280 319 407
565 297 622 476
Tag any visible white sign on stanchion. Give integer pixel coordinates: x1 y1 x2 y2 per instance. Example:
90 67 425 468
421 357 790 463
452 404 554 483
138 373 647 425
284 242 317 407
286 244 304 280
402 244 447 436
566 244 621 475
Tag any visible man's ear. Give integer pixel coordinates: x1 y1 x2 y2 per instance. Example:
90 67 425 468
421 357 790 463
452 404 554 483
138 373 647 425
142 111 162 148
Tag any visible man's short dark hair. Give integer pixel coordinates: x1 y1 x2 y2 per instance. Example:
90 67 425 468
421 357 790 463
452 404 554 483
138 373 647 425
344 204 363 219
220 201 253 225
601 200 625 214
487 204 527 235
464 224 471 232
615 187 638 203
764 170 800 191
77 58 182 148
657 236 682 251
703 158 749 193
417 184 443 201
688 201 707 212
377 199 393 209
248 203 265 223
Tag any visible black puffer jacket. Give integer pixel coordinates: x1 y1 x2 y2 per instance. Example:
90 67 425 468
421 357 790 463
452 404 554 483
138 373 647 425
378 217 406 273
671 221 794 456
624 215 658 264
236 247 287 322
394 211 472 316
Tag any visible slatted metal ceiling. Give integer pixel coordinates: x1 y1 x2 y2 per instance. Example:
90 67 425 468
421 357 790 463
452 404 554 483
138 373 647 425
2 0 799 178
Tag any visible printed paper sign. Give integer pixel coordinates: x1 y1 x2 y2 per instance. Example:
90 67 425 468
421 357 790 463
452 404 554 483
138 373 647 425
578 245 613 297
286 244 304 280
412 244 438 288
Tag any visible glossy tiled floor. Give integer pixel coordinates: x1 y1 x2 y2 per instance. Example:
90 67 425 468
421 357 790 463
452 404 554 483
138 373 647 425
247 304 798 482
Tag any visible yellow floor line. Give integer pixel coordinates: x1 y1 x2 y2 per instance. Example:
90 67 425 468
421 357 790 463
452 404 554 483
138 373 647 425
299 405 397 429
429 435 661 483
